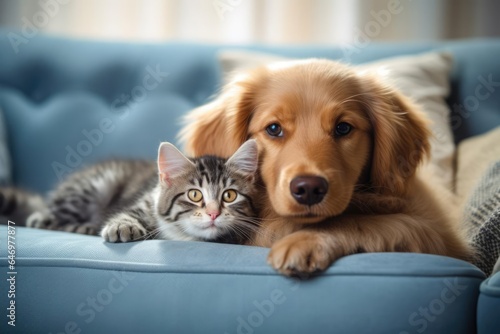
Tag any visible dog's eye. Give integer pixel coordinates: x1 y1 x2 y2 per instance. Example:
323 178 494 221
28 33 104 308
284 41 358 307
266 123 283 137
335 122 352 136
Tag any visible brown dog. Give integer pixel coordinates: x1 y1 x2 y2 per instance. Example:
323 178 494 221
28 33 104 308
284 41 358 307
180 59 470 276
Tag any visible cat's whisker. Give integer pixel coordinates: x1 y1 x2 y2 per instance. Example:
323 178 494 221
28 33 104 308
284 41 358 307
226 224 253 241
233 219 258 227
175 220 193 236
140 227 163 240
232 220 267 238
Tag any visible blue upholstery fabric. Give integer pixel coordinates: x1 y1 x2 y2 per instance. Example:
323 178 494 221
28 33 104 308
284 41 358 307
477 273 500 334
0 226 486 334
1 32 500 333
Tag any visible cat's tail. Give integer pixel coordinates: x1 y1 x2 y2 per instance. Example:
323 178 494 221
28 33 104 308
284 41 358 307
0 187 46 226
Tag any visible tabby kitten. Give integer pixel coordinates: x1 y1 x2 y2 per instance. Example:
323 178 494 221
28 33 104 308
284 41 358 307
0 187 45 226
10 140 260 244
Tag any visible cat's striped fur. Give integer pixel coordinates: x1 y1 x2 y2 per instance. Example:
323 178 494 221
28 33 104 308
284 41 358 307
0 187 45 225
1 140 260 244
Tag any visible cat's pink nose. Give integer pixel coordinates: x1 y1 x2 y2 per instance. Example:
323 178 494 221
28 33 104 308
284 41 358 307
209 212 220 221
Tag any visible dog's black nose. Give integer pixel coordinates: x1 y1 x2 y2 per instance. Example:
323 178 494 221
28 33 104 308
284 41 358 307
290 176 328 206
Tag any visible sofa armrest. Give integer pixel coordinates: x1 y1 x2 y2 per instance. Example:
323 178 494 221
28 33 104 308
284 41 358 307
477 271 500 334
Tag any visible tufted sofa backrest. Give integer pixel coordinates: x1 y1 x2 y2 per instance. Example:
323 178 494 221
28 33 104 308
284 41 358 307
1 31 499 192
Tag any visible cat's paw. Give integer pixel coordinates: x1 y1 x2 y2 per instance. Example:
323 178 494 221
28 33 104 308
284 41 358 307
26 211 58 230
101 217 147 243
267 230 336 277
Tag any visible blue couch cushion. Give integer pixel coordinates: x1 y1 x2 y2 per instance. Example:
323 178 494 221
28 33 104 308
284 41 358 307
0 226 485 334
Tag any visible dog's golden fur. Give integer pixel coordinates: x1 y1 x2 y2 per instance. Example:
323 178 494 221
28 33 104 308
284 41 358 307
180 59 471 276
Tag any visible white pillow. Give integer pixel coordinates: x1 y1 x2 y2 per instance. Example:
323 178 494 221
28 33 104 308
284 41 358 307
218 50 455 189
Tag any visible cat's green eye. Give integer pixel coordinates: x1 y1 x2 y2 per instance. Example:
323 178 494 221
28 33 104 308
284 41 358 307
188 189 203 202
222 189 238 203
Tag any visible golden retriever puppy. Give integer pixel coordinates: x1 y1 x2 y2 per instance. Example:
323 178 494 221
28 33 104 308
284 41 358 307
180 59 471 276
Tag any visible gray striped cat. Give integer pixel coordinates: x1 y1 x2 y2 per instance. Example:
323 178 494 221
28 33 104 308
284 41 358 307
1 140 260 244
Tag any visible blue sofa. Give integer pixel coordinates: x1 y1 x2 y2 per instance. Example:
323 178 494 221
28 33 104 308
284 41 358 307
0 31 499 334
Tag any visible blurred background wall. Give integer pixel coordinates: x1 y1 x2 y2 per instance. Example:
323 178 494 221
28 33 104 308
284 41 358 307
0 0 499 44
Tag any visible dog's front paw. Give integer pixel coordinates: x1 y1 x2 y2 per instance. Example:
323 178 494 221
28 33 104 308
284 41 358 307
267 231 337 277
101 216 147 243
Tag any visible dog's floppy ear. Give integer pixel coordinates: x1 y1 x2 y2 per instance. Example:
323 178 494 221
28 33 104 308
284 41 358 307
179 70 265 157
363 78 431 196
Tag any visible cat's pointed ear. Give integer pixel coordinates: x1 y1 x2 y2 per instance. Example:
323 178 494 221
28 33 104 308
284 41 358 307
226 139 259 177
158 142 194 185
